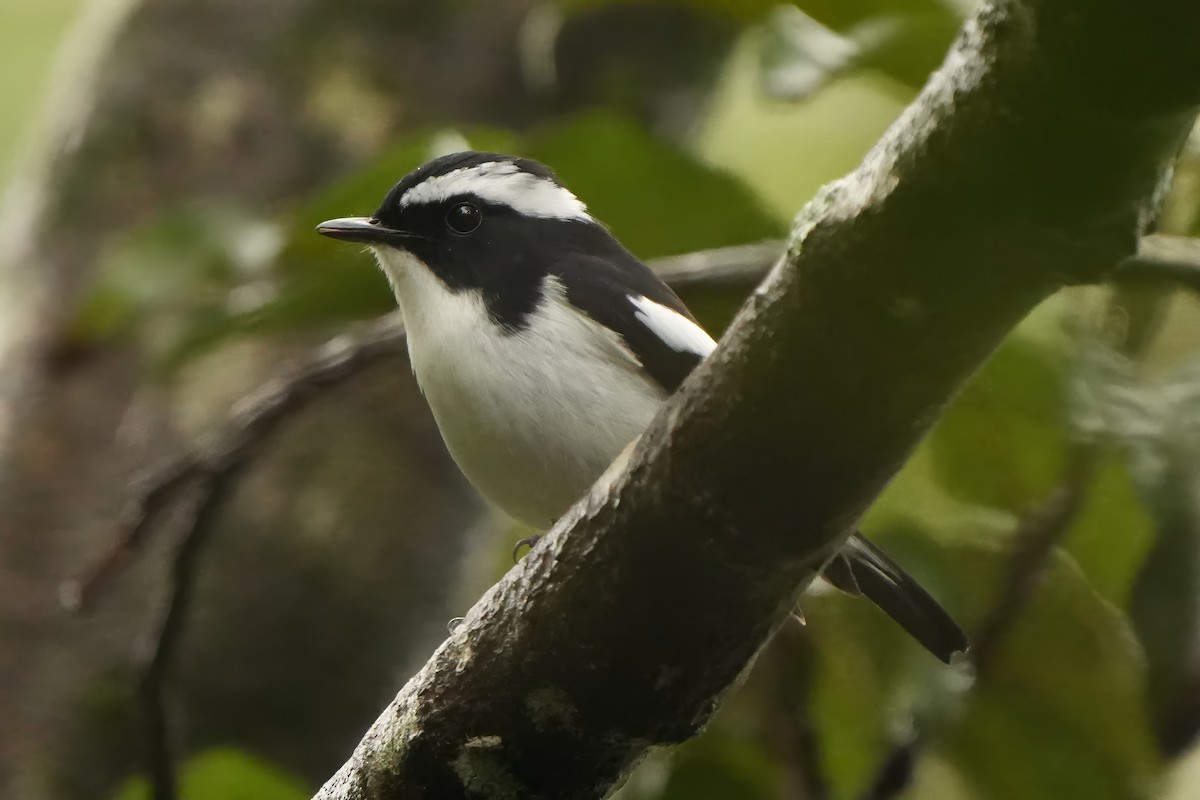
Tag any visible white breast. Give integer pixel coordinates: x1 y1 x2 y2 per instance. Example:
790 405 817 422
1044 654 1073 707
376 249 665 529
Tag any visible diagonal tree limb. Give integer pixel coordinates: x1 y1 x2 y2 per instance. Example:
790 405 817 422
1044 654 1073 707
312 2 1200 798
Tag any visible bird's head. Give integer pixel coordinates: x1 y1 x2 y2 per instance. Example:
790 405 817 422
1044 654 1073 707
316 152 615 320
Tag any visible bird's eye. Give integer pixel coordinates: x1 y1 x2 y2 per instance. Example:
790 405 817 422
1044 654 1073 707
445 202 482 235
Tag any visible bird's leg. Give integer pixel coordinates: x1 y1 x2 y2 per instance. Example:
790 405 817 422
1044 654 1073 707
512 535 543 563
509 438 643 564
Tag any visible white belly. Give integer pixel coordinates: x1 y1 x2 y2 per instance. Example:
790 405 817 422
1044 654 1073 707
382 252 665 529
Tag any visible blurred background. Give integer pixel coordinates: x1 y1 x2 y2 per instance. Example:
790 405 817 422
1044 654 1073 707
2 1 1200 798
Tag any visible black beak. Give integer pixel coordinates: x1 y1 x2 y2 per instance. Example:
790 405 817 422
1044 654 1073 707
315 217 423 246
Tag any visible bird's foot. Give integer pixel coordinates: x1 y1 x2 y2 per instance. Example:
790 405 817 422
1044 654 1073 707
512 535 543 563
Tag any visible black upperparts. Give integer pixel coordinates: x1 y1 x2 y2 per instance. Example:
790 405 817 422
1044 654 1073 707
364 152 711 392
377 151 564 226
554 246 707 394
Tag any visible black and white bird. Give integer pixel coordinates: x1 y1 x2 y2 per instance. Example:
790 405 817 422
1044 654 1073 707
316 151 967 663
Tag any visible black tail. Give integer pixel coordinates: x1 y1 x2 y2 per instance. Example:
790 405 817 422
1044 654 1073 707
820 532 969 664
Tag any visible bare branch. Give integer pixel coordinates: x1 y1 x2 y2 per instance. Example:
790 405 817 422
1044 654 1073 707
137 478 218 800
651 233 1200 296
755 627 826 800
61 317 407 613
63 317 407 798
864 449 1097 800
969 451 1097 674
865 267 1174 797
1117 233 1200 293
59 455 199 614
652 240 783 290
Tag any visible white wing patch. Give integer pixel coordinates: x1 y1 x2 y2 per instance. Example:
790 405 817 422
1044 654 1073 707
400 160 591 221
628 295 717 357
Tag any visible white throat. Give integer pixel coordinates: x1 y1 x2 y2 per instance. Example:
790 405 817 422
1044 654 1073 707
370 246 665 529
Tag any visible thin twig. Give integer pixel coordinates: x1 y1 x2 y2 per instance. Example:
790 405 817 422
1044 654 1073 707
136 478 210 800
757 625 826 800
1117 234 1200 293
863 449 1097 800
137 467 248 800
650 234 1200 295
58 455 199 613
651 240 784 290
968 450 1096 675
861 241 1187 798
62 316 408 613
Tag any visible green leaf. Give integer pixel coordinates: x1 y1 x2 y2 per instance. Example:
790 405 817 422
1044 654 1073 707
554 0 780 24
927 333 1070 513
239 128 520 326
155 128 517 369
805 503 1159 800
807 595 896 799
72 204 273 346
525 110 784 258
111 749 307 800
754 1 961 101
1129 446 1200 754
948 555 1161 800
650 728 780 800
805 520 985 800
1113 353 1200 753
1061 453 1154 606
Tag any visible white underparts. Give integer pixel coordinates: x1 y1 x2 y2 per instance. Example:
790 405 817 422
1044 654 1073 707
373 247 663 529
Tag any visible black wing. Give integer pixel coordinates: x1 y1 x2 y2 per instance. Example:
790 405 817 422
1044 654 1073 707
554 249 708 393
823 535 969 664
554 242 968 662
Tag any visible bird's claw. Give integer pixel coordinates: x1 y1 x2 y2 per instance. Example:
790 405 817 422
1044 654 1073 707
511 535 543 563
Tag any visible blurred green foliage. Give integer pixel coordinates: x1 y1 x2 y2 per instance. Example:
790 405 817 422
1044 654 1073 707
111 750 306 800
757 3 960 100
952 557 1160 800
929 337 1070 512
0 0 80 182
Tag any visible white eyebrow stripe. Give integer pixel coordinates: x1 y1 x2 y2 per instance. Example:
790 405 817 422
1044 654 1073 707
399 160 591 221
628 295 717 357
